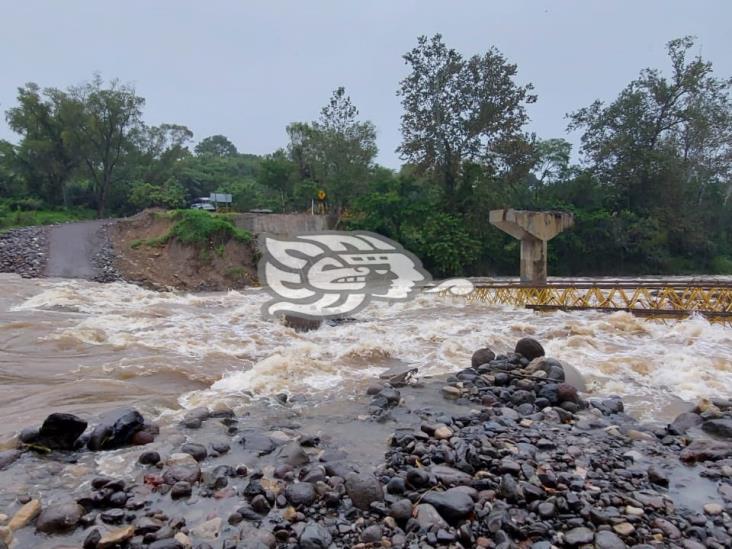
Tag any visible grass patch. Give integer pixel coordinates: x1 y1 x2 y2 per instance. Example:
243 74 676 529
0 205 96 232
224 266 247 279
138 209 251 257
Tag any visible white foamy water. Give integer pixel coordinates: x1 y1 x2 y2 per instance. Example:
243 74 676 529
1 274 731 432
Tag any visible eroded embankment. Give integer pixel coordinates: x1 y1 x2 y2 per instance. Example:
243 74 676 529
110 209 258 291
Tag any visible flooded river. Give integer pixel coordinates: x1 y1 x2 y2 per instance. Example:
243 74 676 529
1 273 731 440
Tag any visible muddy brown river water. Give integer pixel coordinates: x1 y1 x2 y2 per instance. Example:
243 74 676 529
1 273 731 442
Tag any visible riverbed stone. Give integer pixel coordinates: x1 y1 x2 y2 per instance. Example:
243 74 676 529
702 418 732 439
180 442 207 462
98 525 134 548
595 530 627 549
285 482 316 507
35 502 84 534
299 521 332 548
138 450 160 465
170 481 192 499
472 347 496 368
88 408 145 451
8 499 41 530
515 337 545 360
670 412 702 433
422 487 474 521
441 386 461 400
680 439 732 462
345 473 383 510
564 526 594 545
0 451 20 471
35 413 88 450
191 517 221 540
415 503 448 530
703 502 723 515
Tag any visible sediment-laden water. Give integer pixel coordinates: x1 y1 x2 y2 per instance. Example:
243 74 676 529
1 273 731 440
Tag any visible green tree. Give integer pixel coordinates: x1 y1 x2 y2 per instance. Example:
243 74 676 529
568 36 732 212
195 134 238 157
397 34 537 207
67 75 145 216
286 87 377 219
128 179 186 210
533 138 572 184
257 149 296 212
5 83 79 204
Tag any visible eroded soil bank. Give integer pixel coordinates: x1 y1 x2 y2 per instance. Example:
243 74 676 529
110 210 258 291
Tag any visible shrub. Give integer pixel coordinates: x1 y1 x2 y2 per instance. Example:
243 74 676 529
143 209 251 252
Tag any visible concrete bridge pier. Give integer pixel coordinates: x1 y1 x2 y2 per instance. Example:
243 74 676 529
489 209 574 283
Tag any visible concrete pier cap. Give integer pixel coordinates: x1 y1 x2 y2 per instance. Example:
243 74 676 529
489 209 574 283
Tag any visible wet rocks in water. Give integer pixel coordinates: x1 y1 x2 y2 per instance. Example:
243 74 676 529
97 525 134 548
702 418 732 438
8 499 41 530
88 408 145 451
138 450 161 465
680 439 732 462
670 411 703 434
471 347 496 368
0 450 20 471
647 465 669 487
181 407 209 429
283 314 322 332
170 481 192 499
20 412 88 451
180 442 207 462
35 502 84 534
514 337 545 360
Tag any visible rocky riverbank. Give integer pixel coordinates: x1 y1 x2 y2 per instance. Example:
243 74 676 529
0 226 48 278
91 222 122 283
1 338 732 548
0 222 122 282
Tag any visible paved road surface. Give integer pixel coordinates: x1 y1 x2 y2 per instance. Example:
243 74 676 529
45 220 107 279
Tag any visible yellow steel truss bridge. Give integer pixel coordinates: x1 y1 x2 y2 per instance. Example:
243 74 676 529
441 278 732 323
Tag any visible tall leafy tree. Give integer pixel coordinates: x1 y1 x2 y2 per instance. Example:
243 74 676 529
568 36 732 212
257 149 296 212
397 34 537 206
286 87 377 219
195 134 238 157
533 138 572 184
67 75 145 216
5 83 79 204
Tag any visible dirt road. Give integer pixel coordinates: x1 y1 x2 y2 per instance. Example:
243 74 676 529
45 220 109 279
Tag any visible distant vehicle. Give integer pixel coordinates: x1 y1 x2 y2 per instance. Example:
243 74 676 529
191 197 215 211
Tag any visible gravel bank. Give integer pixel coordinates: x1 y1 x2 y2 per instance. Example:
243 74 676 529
1 339 732 548
0 226 49 278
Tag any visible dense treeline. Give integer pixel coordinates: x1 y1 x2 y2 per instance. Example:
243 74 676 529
1 36 731 276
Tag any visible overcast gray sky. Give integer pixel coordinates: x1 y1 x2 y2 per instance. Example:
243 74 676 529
1 1 731 168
